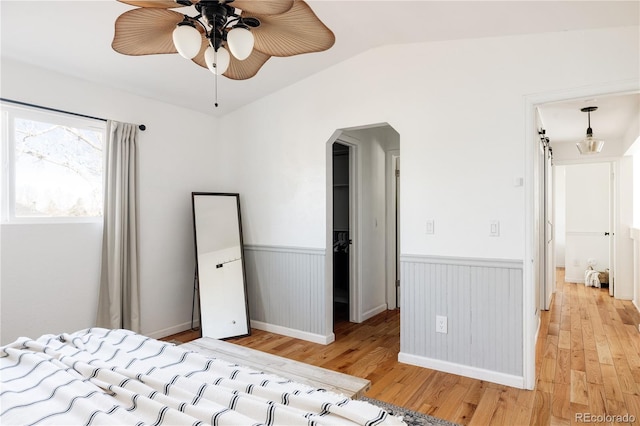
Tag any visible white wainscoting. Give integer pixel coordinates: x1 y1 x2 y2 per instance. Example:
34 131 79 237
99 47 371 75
243 245 330 342
399 255 524 384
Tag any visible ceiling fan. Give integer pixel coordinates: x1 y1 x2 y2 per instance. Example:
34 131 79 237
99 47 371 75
112 0 335 104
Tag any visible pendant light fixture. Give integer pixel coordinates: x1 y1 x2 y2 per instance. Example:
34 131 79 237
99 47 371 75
576 106 604 155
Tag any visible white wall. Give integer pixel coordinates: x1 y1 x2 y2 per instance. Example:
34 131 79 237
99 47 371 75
617 156 634 299
1 223 102 341
2 23 637 385
215 25 638 384
626 123 640 228
218 26 638 259
343 127 394 318
1 59 219 343
554 166 566 267
630 139 640 309
635 153 640 227
622 110 640 155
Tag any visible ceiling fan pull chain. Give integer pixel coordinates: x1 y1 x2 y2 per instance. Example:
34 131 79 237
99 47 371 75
213 19 219 108
215 71 219 108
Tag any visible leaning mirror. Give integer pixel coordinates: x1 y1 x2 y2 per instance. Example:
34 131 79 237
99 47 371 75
192 192 250 339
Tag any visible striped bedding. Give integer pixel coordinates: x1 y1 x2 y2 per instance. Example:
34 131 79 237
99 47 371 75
0 328 404 425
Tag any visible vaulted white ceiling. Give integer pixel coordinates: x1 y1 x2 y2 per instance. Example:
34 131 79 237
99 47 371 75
1 1 638 120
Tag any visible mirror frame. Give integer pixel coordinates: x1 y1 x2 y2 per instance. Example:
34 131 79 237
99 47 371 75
191 192 251 339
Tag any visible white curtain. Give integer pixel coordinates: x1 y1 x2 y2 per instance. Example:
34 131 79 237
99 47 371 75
96 120 140 332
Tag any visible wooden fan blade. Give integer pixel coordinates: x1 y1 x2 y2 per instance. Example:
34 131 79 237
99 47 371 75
117 0 188 8
113 8 201 56
225 49 271 80
232 0 293 16
246 1 335 57
192 40 270 80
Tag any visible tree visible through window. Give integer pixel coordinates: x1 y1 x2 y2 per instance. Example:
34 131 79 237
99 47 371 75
2 105 105 221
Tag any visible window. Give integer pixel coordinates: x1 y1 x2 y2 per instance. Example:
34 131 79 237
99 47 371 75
1 104 106 223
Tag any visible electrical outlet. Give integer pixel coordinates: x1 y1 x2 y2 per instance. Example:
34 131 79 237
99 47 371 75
436 315 448 334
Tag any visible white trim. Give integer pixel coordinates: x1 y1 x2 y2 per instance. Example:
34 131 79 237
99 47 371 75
1 104 107 224
523 79 640 391
350 138 362 323
398 352 525 389
610 161 616 297
631 229 640 310
251 320 335 345
553 156 622 166
146 320 200 340
401 254 523 270
534 314 541 351
361 304 388 322
325 130 340 337
326 132 363 325
243 244 325 256
386 150 400 309
335 135 362 323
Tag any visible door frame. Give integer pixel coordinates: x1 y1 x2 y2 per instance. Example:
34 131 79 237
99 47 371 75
524 79 637 390
386 150 400 309
326 132 362 328
537 134 555 311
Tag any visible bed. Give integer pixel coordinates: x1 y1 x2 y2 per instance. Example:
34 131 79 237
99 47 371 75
0 328 404 425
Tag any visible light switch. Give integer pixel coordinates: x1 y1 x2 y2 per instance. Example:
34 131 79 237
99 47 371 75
426 219 434 234
490 220 500 237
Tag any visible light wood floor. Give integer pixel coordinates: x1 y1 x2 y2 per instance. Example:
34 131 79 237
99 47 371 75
166 270 640 425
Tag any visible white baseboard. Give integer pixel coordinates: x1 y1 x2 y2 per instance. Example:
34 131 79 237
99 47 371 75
633 299 640 314
398 352 525 389
251 320 335 345
361 304 388 322
565 275 584 284
146 320 199 340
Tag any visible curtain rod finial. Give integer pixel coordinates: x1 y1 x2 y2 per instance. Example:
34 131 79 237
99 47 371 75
138 124 146 131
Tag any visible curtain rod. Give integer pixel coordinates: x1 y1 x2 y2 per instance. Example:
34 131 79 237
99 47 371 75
0 98 146 131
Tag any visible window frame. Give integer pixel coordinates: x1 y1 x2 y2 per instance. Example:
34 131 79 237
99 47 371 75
1 103 107 224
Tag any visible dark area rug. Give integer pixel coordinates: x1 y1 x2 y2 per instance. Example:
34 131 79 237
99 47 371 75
360 396 461 426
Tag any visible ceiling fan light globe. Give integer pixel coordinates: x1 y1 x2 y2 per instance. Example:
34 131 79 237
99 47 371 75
172 24 201 59
227 27 254 60
205 46 230 75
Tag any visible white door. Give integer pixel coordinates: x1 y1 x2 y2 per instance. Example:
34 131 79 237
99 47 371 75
535 136 544 312
537 133 557 311
543 145 554 310
563 163 612 288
